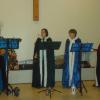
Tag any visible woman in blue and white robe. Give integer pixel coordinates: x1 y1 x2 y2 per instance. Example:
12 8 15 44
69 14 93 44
62 29 81 94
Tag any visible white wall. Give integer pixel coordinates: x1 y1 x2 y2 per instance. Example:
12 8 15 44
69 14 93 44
0 0 100 61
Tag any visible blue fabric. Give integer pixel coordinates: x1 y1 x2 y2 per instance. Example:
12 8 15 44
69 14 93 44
62 38 81 88
0 53 6 91
0 70 3 90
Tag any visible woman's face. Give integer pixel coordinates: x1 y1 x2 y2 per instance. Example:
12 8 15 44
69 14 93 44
69 32 76 39
41 29 46 38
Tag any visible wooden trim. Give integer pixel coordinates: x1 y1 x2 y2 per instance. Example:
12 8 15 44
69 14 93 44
33 0 39 21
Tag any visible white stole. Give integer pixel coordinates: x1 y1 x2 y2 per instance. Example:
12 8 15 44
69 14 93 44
68 36 78 87
39 38 47 87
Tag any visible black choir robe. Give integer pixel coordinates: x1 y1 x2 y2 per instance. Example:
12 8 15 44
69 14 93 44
96 44 100 86
32 37 55 88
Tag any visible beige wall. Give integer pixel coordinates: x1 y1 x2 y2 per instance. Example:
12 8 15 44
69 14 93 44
0 0 100 61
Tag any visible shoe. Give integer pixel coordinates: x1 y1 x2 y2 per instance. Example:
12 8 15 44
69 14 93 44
71 87 76 95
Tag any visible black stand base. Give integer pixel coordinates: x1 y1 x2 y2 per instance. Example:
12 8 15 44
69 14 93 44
38 87 62 99
78 81 87 96
6 84 20 97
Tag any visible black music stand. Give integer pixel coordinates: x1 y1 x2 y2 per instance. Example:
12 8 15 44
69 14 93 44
71 43 93 96
0 38 21 96
38 41 62 99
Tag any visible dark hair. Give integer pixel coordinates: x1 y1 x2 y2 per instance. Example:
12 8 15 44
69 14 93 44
68 29 77 36
41 28 48 37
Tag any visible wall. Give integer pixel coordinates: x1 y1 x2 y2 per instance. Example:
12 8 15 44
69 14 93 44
9 68 96 84
0 0 100 62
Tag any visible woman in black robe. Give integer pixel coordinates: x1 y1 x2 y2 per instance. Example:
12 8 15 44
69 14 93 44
96 44 100 86
32 28 55 88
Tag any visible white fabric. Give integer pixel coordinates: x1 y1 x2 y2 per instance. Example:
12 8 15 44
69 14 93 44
40 50 43 85
39 37 48 87
43 50 47 87
96 73 98 86
68 36 78 86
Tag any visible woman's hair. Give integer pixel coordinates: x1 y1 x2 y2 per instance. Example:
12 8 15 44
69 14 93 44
41 28 48 37
68 29 77 36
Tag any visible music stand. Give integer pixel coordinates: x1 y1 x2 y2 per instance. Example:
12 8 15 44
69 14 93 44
71 43 93 95
38 41 62 98
0 38 21 96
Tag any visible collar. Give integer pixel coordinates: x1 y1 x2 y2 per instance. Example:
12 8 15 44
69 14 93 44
68 36 78 42
40 36 48 41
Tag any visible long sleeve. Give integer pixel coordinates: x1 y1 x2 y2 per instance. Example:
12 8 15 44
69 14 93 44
33 38 41 59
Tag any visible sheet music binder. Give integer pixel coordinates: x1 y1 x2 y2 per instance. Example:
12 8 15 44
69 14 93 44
0 39 7 48
71 43 93 52
81 43 93 52
38 41 61 50
0 38 21 49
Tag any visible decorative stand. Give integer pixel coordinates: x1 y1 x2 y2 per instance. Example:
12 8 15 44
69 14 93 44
0 37 21 96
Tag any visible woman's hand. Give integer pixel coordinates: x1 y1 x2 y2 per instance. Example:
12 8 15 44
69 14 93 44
34 53 38 59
